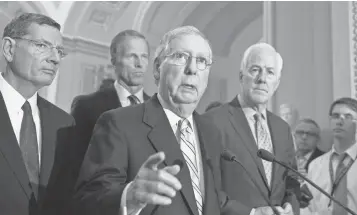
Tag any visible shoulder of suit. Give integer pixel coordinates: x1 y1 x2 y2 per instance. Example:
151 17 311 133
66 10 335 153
102 101 144 121
38 96 74 124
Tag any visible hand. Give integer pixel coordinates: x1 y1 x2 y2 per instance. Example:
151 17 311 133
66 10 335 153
280 202 294 215
254 206 284 215
126 152 182 209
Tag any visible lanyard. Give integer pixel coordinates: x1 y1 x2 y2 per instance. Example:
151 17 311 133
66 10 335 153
328 153 356 206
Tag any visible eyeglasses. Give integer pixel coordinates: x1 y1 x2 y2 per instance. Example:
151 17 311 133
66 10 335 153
165 51 212 71
295 130 318 138
12 37 67 59
330 113 357 121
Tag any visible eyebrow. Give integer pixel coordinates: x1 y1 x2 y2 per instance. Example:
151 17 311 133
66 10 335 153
40 38 64 49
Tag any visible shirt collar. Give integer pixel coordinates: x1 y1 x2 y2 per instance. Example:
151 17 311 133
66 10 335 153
114 80 144 103
157 93 194 130
237 94 267 121
331 142 357 161
0 73 38 114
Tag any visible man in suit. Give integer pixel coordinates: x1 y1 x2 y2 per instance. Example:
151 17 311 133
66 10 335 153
294 118 324 173
66 30 151 211
204 43 300 215
72 26 242 215
71 29 151 150
0 13 74 215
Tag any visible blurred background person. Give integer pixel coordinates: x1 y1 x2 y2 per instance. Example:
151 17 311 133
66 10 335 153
294 118 325 175
279 103 300 130
302 97 357 215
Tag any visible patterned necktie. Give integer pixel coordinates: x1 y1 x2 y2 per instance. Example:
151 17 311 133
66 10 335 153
20 101 39 198
128 95 140 105
254 113 273 186
332 154 348 215
178 119 203 215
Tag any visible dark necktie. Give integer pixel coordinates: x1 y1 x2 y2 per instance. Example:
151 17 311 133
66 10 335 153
128 95 140 105
20 101 39 198
332 154 348 215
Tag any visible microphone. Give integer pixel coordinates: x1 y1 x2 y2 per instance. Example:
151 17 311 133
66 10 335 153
257 149 357 215
221 150 281 215
150 159 185 215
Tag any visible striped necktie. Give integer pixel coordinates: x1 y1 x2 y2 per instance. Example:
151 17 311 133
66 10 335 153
178 119 203 215
254 113 273 186
128 95 140 105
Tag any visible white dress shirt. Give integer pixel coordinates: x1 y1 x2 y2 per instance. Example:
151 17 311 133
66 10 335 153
0 73 42 164
120 93 205 215
301 143 357 215
114 80 144 107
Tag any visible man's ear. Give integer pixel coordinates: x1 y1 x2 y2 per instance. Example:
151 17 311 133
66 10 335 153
239 70 244 82
2 37 15 62
153 58 161 83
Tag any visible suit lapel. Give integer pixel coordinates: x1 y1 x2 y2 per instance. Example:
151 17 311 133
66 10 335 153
144 95 199 215
194 114 220 215
267 112 286 193
0 92 32 199
37 96 56 201
143 92 151 101
228 97 270 190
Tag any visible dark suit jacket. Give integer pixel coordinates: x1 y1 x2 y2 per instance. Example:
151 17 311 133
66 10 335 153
304 148 324 172
72 94 241 215
0 92 74 215
203 97 300 215
71 85 150 149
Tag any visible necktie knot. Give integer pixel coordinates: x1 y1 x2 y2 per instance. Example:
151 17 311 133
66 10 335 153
128 95 140 105
22 101 32 113
253 112 264 122
179 118 192 133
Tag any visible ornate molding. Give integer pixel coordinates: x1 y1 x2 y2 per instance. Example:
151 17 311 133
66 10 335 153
63 34 110 59
351 1 357 98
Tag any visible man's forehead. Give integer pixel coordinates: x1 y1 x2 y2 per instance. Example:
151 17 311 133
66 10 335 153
26 23 62 44
168 34 211 55
248 49 277 65
296 122 319 131
332 104 357 114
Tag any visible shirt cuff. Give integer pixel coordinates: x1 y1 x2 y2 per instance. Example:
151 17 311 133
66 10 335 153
250 208 256 215
120 181 146 215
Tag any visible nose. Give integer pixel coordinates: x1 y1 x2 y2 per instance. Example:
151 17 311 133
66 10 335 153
184 56 197 75
47 47 61 65
256 69 267 83
134 56 143 68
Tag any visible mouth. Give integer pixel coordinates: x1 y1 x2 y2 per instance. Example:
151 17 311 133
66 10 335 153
254 88 268 93
42 69 55 74
181 83 197 91
333 128 344 132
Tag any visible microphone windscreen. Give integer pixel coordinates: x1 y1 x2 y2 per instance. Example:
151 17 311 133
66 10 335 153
173 159 184 170
257 149 275 162
221 150 236 161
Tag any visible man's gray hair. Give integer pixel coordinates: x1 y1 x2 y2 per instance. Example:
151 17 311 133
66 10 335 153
3 13 61 39
153 26 212 70
240 42 283 77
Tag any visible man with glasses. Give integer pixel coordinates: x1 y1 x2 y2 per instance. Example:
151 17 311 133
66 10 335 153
73 26 242 215
294 118 324 174
0 13 74 215
302 97 357 215
204 43 300 215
